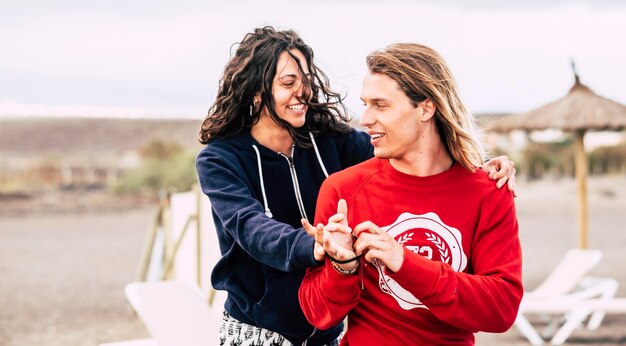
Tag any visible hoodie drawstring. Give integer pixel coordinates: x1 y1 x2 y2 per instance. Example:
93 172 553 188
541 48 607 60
309 132 329 178
251 132 329 220
252 144 273 218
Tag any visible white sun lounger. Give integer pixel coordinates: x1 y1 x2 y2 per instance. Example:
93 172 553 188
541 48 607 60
549 297 626 345
124 280 223 346
514 249 619 346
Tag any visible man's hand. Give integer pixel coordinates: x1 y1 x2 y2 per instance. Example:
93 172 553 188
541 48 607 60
483 155 517 196
353 221 404 273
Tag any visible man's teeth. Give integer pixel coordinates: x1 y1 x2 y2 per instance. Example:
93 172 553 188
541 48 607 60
288 104 304 111
372 134 384 139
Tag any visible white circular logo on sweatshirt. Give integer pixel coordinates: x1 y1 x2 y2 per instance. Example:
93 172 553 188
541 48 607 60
374 212 467 310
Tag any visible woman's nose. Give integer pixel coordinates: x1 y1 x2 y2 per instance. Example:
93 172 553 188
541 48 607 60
295 80 311 101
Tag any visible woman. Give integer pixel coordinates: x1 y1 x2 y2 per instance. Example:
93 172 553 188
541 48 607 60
196 26 514 346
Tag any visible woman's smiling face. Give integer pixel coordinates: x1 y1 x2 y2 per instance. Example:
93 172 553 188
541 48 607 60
262 49 311 128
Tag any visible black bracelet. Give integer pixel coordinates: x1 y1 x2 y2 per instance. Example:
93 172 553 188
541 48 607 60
326 253 361 264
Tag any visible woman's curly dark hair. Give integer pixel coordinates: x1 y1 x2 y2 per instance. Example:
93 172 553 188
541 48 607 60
198 26 351 146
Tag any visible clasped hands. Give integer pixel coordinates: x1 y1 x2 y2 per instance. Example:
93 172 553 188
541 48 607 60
301 199 404 273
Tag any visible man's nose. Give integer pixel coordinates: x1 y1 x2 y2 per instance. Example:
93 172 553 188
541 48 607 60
359 108 373 127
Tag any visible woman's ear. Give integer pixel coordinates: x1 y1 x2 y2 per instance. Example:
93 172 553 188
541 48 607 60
420 99 436 121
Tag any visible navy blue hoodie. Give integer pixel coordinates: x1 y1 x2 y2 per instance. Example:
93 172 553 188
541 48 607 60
196 128 372 345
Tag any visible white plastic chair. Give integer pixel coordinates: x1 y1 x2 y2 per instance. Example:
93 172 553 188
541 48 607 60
514 249 618 345
523 249 603 301
550 297 626 345
124 280 224 346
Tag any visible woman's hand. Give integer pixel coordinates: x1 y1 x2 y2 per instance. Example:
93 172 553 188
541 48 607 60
302 199 355 262
301 219 326 261
483 155 517 196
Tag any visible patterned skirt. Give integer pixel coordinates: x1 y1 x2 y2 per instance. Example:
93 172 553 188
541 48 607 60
219 311 341 346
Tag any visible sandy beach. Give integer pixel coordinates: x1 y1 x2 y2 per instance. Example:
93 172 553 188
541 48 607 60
1 176 626 346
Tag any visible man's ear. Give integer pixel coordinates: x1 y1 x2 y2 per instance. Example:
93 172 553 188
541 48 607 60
420 99 436 121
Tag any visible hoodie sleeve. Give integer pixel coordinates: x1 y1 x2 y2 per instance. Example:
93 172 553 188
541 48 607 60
337 128 373 168
196 146 319 272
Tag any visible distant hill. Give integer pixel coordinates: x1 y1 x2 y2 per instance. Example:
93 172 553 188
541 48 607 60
0 113 511 162
0 117 203 161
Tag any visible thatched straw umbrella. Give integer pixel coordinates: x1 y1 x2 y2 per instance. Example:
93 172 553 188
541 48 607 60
488 64 626 249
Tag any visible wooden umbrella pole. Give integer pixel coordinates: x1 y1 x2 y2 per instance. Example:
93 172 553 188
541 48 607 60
574 129 588 249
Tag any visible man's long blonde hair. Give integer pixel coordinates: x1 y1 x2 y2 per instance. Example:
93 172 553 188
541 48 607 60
366 43 484 171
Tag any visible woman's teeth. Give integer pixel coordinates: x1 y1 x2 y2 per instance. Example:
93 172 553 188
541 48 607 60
288 104 304 111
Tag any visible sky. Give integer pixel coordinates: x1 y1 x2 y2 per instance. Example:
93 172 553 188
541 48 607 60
1 0 625 119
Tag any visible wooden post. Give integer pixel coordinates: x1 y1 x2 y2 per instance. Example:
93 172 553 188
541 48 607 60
195 184 202 289
136 197 167 282
162 191 173 279
161 214 196 280
574 129 588 249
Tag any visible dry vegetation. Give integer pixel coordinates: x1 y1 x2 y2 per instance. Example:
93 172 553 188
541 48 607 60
0 116 202 159
0 117 204 215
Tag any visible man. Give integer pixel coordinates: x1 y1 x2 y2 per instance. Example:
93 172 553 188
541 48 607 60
299 43 523 345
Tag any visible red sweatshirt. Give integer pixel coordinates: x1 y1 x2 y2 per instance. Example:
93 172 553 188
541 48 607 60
299 158 523 346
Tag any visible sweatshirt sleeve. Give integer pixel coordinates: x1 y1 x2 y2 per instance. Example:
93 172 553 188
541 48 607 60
299 177 361 329
387 187 523 333
196 146 318 272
